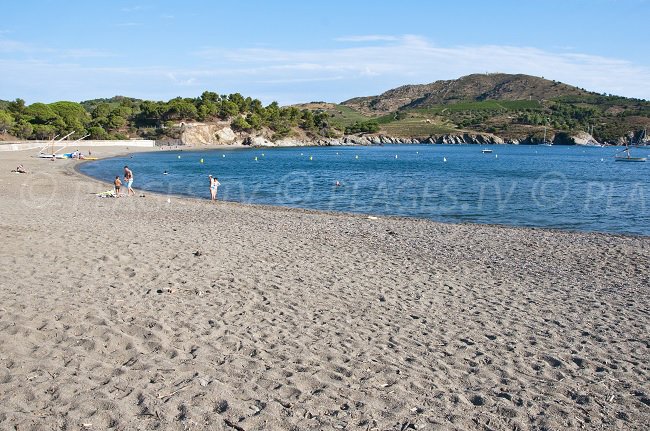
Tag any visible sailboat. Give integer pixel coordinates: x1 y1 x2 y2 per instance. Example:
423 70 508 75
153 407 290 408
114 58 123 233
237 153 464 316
37 131 75 158
540 127 552 146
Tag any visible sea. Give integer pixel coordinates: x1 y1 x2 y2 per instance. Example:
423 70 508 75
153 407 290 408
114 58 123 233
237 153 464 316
79 144 650 236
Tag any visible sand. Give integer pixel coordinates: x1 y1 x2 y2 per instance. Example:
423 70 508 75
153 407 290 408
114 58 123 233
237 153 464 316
0 147 648 430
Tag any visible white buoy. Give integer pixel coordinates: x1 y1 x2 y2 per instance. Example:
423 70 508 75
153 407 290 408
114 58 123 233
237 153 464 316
309 156 313 161
222 154 225 158
355 155 359 159
200 158 204 163
254 156 258 161
443 157 447 162
395 155 398 159
495 154 498 159
177 155 181 159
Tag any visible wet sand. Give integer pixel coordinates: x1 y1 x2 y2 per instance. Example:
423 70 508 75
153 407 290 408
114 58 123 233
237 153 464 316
0 147 648 430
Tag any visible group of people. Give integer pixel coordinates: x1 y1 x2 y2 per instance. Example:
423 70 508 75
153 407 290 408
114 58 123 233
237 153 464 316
113 165 135 197
111 166 221 201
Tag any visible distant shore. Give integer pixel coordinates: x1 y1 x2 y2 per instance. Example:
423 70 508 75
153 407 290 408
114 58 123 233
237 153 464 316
0 147 648 430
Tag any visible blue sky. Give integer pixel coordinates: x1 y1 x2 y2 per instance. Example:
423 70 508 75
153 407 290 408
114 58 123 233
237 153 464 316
1 0 649 105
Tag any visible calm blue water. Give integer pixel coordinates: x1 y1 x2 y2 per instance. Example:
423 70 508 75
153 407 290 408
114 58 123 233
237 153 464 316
80 144 650 236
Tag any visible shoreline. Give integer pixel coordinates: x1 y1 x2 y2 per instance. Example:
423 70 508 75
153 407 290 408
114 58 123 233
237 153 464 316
1 147 648 429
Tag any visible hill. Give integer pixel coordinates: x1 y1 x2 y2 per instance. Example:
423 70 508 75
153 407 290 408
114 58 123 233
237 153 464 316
338 74 650 144
342 73 591 113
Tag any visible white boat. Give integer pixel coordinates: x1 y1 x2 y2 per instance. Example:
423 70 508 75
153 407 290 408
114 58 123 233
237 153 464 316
481 148 493 153
540 127 552 146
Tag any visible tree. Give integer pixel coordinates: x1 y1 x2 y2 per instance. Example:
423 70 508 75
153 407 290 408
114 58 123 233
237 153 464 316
8 98 26 115
49 101 89 136
165 97 198 121
107 113 127 130
246 113 262 130
231 116 252 132
136 101 166 127
92 103 112 119
219 101 239 119
200 91 220 104
25 103 59 125
32 124 57 139
88 126 110 139
0 110 15 133
12 120 33 138
300 110 315 130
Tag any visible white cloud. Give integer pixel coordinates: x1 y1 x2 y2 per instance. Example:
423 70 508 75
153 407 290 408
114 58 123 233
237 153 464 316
192 35 650 100
335 35 399 42
121 5 149 12
1 34 649 104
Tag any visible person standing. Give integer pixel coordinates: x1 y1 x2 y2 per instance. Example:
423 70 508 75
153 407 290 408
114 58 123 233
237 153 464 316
124 165 135 196
114 176 122 197
208 175 221 201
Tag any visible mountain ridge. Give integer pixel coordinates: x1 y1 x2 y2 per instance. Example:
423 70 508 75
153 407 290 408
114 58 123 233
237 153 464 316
342 73 595 113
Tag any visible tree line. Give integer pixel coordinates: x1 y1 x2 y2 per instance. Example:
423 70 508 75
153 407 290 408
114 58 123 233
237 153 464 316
0 92 351 141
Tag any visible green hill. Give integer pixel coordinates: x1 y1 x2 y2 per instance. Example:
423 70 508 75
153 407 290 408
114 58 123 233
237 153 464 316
340 73 650 143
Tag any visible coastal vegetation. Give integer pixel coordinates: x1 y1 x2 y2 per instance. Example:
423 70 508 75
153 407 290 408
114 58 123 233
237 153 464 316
1 74 649 144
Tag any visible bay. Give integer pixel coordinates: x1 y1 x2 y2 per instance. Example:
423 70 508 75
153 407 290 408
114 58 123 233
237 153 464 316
79 144 650 236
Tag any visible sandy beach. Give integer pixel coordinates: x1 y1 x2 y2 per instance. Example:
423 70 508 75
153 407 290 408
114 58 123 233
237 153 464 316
0 147 648 430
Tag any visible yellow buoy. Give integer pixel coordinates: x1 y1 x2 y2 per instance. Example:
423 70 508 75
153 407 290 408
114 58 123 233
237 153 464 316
309 156 313 161
200 158 204 163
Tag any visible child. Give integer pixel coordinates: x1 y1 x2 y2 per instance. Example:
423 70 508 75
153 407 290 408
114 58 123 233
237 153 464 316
114 176 122 197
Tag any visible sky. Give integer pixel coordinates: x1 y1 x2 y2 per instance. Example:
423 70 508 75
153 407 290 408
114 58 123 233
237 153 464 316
1 0 649 105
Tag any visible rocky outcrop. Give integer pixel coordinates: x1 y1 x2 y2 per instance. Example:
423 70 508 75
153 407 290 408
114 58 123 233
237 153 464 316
180 122 238 145
427 133 505 145
242 136 273 147
179 121 625 147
